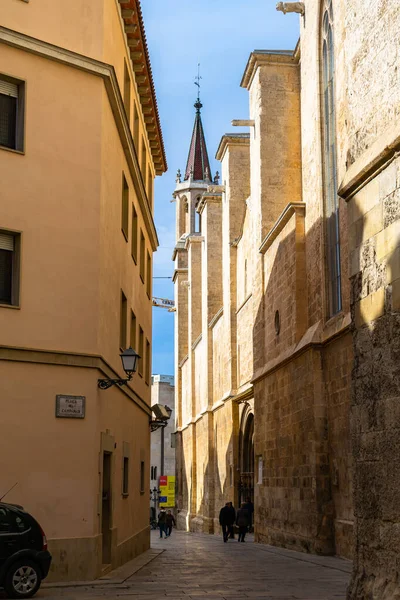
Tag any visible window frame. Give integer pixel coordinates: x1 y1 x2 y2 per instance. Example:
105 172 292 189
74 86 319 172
146 251 151 299
145 338 151 385
123 60 131 127
121 174 129 242
131 204 138 263
141 136 146 177
139 230 145 284
130 310 137 351
120 291 127 351
147 165 153 207
138 326 144 377
122 456 129 496
320 0 342 318
0 74 26 154
0 229 21 309
133 102 139 151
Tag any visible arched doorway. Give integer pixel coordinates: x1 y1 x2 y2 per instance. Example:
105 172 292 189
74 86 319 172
238 411 254 506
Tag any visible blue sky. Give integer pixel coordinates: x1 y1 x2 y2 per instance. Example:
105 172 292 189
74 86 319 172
141 0 300 376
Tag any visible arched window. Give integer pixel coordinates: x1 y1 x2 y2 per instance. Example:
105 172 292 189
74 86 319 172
321 0 341 316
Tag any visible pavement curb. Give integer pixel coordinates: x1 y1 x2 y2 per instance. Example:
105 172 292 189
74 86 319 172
42 547 164 589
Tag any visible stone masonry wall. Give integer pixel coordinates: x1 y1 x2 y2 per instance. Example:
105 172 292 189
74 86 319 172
255 348 333 555
347 156 400 598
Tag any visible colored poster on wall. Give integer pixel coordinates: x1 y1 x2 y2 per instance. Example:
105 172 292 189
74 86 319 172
159 475 176 507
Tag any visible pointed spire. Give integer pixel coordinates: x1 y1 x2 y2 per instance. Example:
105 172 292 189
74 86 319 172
184 68 212 182
184 99 212 182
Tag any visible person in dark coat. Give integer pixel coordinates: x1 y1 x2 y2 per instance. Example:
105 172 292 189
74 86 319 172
242 497 254 528
219 502 235 542
236 503 250 542
227 502 236 539
166 510 176 537
158 508 167 539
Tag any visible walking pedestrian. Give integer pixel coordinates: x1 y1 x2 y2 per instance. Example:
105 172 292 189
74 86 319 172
158 508 168 539
219 502 235 542
166 510 176 537
227 501 236 539
236 503 250 542
242 496 254 529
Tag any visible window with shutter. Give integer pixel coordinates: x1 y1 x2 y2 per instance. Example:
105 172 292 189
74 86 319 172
0 231 20 306
0 77 24 152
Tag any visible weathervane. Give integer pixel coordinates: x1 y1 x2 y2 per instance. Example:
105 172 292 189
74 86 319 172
194 63 202 111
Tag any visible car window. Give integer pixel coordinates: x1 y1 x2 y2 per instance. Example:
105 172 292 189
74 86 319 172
8 511 29 532
0 507 11 533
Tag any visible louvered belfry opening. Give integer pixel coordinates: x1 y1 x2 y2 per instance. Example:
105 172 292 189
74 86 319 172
184 100 212 182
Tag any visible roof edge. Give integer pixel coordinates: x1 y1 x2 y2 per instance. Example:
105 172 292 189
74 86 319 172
119 0 167 174
240 49 299 90
216 133 250 162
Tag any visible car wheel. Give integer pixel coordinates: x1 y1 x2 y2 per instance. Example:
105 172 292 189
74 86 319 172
4 559 41 599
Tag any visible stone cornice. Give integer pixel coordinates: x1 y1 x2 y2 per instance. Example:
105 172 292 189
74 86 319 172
215 133 250 162
232 386 254 404
240 49 299 90
251 316 351 385
184 233 204 250
0 345 151 416
0 25 159 250
237 294 252 315
197 191 222 215
191 334 202 351
259 202 305 254
208 307 223 329
172 268 188 283
178 354 189 368
338 122 400 201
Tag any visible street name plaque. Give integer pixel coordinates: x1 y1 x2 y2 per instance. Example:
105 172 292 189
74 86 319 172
55 395 86 419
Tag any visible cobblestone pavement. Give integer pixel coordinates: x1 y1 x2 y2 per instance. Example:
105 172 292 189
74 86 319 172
38 530 351 600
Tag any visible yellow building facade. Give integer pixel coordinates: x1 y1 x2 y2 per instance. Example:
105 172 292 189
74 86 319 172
0 0 166 582
174 1 400 596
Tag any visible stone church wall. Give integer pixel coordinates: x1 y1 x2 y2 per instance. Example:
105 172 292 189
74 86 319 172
346 156 400 598
213 403 235 528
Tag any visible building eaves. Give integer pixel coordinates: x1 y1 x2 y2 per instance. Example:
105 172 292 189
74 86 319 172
240 49 299 90
118 0 167 175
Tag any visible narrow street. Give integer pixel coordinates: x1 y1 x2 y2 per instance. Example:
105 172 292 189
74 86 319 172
38 531 351 600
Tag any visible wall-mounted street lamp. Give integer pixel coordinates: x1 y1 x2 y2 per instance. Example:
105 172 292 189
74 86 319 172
150 404 172 431
150 404 173 476
98 347 140 390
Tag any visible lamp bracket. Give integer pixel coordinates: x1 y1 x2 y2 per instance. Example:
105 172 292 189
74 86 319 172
98 376 131 390
150 419 168 432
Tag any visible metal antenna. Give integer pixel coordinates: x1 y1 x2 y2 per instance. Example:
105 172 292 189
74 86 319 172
194 63 202 102
0 482 18 501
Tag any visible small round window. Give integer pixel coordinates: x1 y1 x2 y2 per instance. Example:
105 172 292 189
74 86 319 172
274 310 280 335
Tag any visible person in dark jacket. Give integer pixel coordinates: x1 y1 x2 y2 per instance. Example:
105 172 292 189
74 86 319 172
158 508 167 539
242 497 254 528
236 503 250 542
219 502 235 542
166 510 176 537
227 502 236 539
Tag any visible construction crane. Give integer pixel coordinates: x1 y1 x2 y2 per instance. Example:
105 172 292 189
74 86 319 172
152 297 175 312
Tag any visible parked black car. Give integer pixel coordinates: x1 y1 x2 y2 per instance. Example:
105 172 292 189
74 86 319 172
0 502 51 598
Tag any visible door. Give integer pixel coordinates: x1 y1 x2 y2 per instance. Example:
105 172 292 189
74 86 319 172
102 452 112 565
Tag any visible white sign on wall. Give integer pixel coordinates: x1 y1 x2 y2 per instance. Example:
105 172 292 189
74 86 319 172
55 395 86 419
